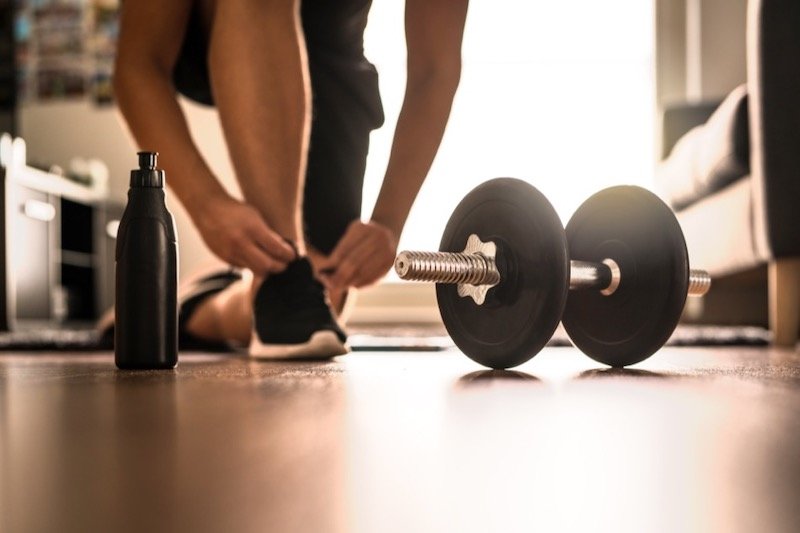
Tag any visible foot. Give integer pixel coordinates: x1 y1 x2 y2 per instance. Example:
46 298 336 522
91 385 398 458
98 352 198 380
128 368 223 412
249 257 348 359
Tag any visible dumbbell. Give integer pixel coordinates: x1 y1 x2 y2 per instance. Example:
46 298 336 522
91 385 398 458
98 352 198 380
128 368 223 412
394 178 710 369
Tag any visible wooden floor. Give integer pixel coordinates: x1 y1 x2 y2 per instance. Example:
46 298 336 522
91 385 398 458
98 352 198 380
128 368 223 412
1 346 799 533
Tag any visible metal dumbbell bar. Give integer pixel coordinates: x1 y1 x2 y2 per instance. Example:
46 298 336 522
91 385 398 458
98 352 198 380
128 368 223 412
395 244 711 301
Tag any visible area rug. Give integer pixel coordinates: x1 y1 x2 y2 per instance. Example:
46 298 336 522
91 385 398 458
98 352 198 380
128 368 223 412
0 323 771 352
348 323 772 351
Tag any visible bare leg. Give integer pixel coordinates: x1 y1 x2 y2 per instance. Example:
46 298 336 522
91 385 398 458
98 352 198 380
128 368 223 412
185 277 254 345
206 0 311 249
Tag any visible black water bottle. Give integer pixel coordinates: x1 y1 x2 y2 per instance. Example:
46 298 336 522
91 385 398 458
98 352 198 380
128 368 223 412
115 152 178 369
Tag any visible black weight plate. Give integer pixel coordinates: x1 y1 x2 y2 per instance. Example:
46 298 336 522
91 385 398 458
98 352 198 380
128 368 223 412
437 178 569 369
562 186 689 367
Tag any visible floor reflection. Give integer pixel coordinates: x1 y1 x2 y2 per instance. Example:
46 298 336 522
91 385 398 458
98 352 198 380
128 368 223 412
457 369 541 386
576 367 672 380
2 350 800 533
0 356 348 533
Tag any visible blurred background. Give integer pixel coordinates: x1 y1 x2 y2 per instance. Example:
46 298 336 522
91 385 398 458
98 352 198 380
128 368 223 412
2 0 770 330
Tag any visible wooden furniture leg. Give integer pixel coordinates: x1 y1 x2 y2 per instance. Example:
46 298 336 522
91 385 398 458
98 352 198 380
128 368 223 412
769 258 800 347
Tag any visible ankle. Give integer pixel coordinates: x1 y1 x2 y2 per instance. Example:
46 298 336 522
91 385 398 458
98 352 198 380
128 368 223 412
248 270 263 303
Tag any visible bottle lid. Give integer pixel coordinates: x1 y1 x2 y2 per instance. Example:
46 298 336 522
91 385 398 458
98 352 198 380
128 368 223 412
130 151 165 188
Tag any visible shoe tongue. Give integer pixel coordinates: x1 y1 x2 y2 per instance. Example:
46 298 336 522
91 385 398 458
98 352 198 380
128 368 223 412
287 257 314 278
255 257 321 305
277 257 316 290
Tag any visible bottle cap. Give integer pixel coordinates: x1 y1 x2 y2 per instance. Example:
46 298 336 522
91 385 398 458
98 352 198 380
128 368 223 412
130 151 165 188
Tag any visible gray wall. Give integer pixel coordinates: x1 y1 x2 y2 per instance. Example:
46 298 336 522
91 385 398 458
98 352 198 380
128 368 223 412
19 100 233 279
655 0 748 107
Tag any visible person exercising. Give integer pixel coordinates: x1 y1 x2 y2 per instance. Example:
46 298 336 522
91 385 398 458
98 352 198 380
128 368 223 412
112 0 468 357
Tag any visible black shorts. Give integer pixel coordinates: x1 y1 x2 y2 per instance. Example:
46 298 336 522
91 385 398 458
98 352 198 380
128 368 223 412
173 1 384 254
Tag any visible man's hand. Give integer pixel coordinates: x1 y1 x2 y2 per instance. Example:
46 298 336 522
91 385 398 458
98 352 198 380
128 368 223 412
193 195 296 276
318 220 398 289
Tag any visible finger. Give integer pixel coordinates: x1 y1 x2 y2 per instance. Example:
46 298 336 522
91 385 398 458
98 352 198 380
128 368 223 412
327 223 366 265
330 235 376 286
316 238 353 281
316 270 336 292
315 254 335 272
249 223 296 263
350 254 392 288
315 257 337 286
329 237 376 289
318 266 336 277
317 275 332 290
239 241 286 276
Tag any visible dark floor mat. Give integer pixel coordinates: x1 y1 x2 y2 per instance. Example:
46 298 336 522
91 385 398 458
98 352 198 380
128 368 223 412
0 324 771 352
0 328 104 351
349 323 772 351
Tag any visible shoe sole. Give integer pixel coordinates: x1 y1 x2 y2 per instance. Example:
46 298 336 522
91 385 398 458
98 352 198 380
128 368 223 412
249 330 349 360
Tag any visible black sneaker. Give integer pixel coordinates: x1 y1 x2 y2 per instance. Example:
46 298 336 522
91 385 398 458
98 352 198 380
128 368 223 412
249 258 348 359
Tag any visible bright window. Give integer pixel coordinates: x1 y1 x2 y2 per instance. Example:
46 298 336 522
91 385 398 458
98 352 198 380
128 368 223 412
363 0 655 257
